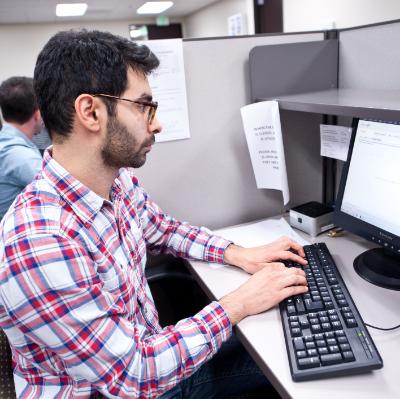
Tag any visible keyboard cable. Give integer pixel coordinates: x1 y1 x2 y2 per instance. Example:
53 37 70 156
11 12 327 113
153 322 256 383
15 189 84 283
365 323 400 331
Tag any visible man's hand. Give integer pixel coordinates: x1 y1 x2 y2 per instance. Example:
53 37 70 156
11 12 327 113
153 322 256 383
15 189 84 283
219 263 308 325
223 236 307 274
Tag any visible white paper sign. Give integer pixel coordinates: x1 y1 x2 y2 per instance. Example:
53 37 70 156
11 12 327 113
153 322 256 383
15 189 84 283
240 101 289 204
320 124 352 161
228 13 244 36
145 39 190 143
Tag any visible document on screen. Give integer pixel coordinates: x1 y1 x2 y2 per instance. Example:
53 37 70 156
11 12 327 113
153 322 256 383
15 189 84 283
240 100 289 204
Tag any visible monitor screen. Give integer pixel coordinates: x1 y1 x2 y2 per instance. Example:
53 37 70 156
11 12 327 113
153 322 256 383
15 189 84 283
334 119 400 290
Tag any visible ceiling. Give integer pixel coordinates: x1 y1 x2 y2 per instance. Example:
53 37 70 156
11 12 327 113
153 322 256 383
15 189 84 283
0 0 220 24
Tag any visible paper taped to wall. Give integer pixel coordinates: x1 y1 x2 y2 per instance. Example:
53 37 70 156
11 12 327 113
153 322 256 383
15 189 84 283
145 38 191 143
320 124 352 161
240 100 289 204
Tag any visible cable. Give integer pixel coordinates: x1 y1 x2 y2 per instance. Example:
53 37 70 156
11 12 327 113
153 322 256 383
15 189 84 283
365 323 400 331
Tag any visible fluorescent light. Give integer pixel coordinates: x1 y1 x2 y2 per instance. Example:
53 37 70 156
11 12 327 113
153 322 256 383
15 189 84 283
56 3 88 17
129 25 149 40
137 1 173 15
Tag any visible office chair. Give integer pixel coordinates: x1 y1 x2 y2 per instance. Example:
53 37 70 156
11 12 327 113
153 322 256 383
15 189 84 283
145 255 282 399
0 329 16 399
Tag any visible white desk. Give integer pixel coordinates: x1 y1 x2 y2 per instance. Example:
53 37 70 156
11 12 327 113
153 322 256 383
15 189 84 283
187 218 400 399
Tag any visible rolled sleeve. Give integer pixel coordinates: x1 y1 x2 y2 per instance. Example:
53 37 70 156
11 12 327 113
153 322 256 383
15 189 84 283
135 186 232 264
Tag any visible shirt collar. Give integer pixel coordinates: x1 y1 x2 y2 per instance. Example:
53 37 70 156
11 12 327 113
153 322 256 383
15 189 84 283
42 148 112 226
1 123 37 148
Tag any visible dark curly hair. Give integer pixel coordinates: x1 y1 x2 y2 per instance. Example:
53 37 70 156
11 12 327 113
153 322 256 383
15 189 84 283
33 29 159 139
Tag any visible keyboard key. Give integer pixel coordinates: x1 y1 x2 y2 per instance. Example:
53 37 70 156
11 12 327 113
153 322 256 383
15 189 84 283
290 321 300 329
332 321 343 330
296 350 307 358
320 353 343 366
307 349 318 357
300 319 310 329
305 299 324 311
324 332 335 339
329 345 340 353
340 343 351 352
325 302 335 309
287 305 297 315
345 318 358 328
318 347 329 355
311 324 322 334
291 328 302 337
305 342 316 349
342 351 355 362
326 338 337 346
321 323 331 331
298 357 320 369
294 298 306 313
293 337 305 351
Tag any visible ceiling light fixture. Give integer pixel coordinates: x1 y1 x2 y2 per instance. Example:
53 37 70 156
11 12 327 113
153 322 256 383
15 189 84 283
56 3 88 17
137 1 173 15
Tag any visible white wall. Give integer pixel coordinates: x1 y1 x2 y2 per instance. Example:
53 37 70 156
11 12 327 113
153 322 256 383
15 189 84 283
183 0 254 38
0 18 178 83
0 2 256 84
283 0 400 32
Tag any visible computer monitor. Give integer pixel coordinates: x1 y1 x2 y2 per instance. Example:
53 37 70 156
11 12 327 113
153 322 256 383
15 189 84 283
334 118 400 290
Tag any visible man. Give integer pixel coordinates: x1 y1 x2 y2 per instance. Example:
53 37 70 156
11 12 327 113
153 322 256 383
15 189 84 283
0 76 43 219
0 30 308 398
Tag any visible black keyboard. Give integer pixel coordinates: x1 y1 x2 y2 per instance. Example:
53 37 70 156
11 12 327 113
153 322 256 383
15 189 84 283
280 242 383 381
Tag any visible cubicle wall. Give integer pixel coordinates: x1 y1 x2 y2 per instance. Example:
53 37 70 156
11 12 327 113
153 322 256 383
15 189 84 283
135 32 324 230
335 20 400 193
339 20 400 90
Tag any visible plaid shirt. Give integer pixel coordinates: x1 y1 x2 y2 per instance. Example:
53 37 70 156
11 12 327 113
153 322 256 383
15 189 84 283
0 150 233 398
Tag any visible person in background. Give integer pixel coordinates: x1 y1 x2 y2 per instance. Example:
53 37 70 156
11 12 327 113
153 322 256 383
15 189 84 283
0 76 43 219
0 30 308 398
31 126 52 156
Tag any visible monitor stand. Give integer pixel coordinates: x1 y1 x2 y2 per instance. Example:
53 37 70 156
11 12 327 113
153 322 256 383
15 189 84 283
354 248 400 290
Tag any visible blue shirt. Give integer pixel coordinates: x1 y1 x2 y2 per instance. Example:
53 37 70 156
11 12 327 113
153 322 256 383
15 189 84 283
0 123 42 219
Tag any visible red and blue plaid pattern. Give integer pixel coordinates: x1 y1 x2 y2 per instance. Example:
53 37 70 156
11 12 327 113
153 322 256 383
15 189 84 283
0 150 232 398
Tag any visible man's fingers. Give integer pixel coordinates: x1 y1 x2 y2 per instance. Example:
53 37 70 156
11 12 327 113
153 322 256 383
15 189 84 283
278 250 307 265
280 284 308 301
282 272 308 288
266 261 286 269
288 240 306 257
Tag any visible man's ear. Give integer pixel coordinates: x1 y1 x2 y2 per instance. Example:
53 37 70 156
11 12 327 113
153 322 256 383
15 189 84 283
74 94 104 133
33 109 41 122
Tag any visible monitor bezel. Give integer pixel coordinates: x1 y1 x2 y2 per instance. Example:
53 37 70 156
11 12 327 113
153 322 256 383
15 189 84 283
334 118 400 254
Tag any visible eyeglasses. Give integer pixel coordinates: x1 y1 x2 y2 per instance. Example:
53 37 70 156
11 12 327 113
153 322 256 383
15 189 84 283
91 93 158 124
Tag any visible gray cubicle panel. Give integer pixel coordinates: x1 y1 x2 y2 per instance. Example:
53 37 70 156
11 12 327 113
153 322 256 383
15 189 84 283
339 20 400 90
134 32 324 230
249 39 339 102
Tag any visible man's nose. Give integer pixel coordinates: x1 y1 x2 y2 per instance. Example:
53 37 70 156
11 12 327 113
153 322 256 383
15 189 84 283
149 116 162 135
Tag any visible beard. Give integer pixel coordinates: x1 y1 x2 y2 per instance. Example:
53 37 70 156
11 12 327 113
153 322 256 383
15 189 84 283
101 115 154 169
